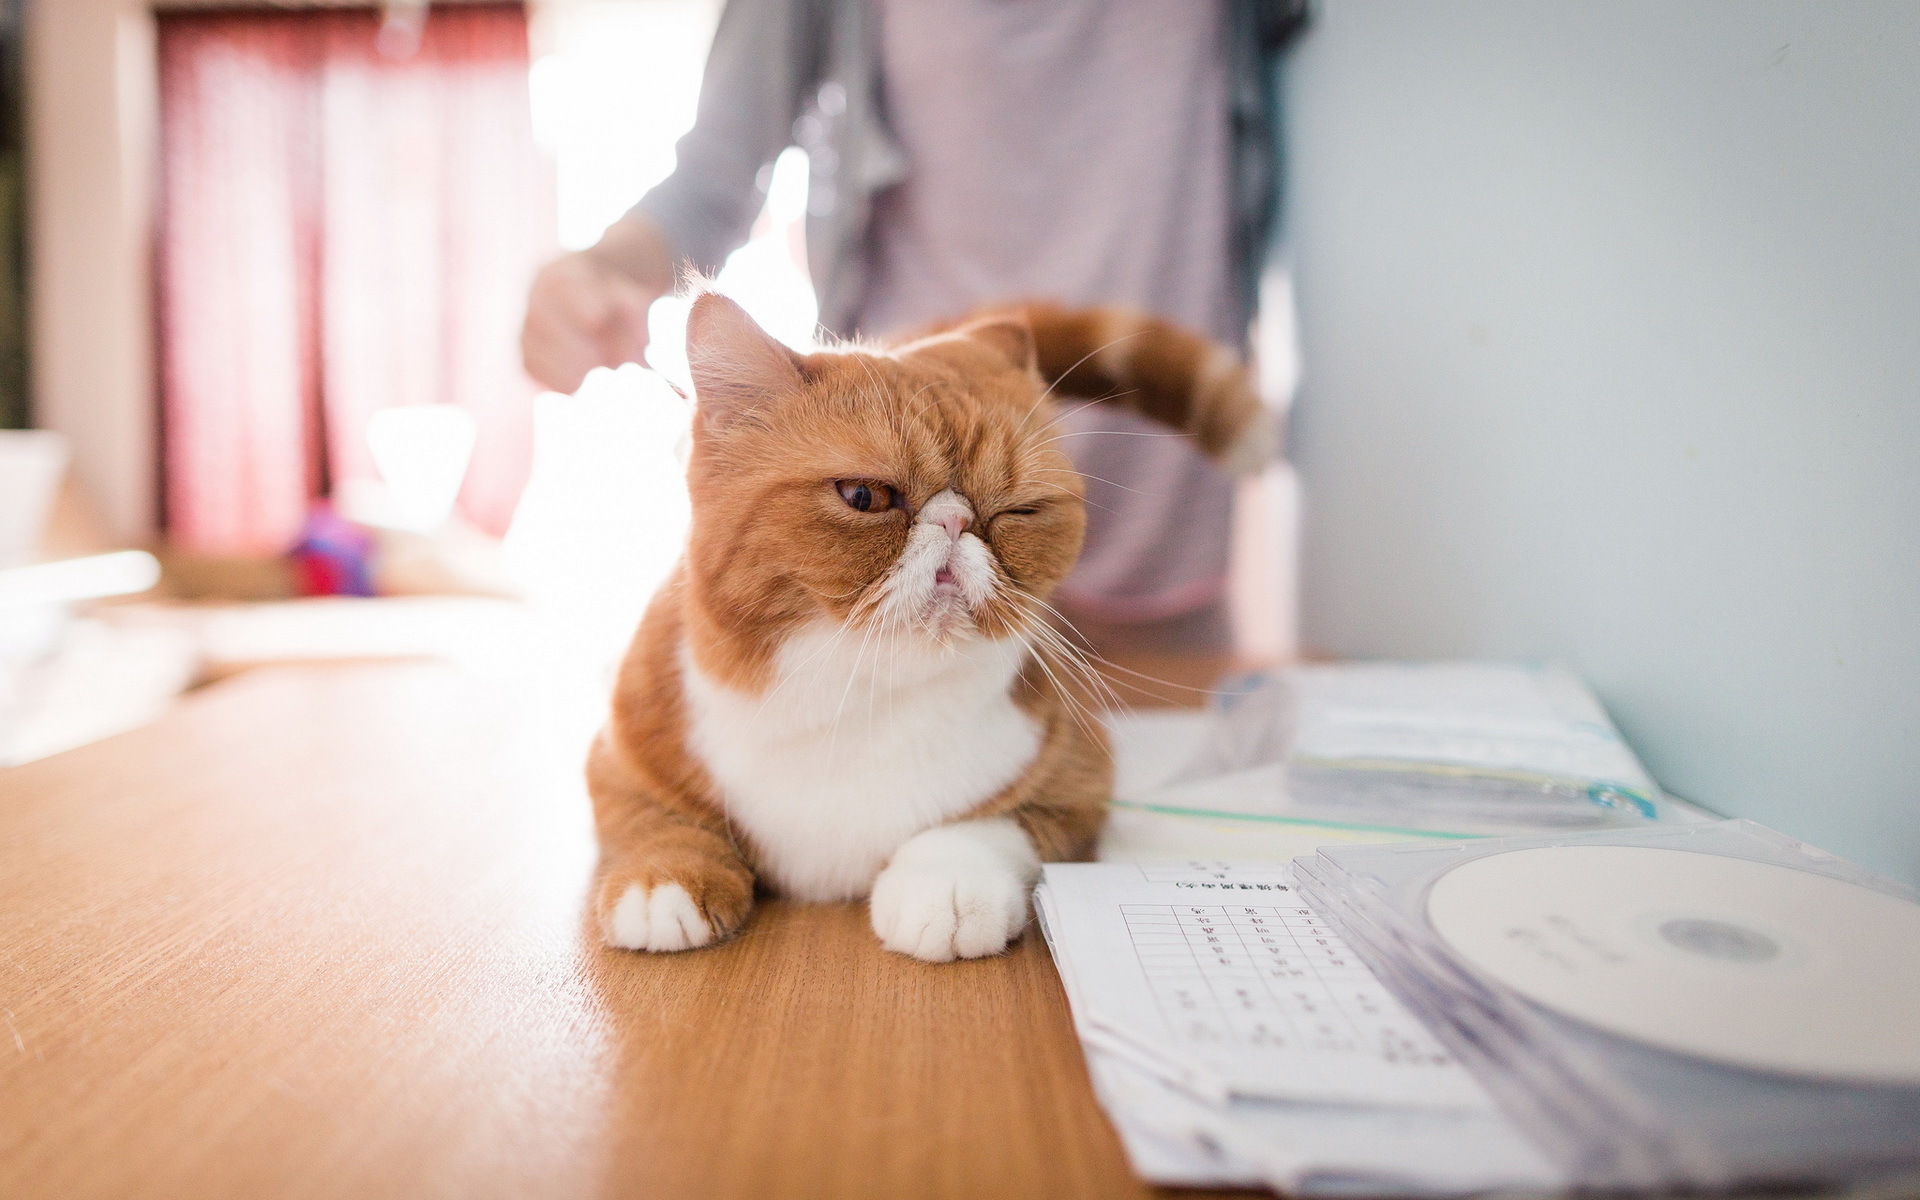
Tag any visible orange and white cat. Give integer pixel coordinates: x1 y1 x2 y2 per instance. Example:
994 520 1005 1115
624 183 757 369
588 292 1272 961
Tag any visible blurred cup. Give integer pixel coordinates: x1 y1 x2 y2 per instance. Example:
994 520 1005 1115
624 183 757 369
0 430 70 568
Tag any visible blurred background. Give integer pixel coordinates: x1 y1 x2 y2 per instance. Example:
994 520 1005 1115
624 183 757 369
3 0 855 764
3 0 1298 765
2 1 1916 886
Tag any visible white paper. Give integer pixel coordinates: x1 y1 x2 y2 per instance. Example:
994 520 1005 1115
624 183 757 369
1036 870 1567 1196
1039 862 1492 1110
1087 1048 1565 1196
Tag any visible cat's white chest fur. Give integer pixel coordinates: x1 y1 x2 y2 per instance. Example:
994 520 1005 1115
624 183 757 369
678 625 1041 902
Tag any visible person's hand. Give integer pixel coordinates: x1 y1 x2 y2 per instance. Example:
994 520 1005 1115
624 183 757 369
521 216 676 394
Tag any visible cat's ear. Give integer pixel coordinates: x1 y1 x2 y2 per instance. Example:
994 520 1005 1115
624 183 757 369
957 315 1037 375
686 291 804 432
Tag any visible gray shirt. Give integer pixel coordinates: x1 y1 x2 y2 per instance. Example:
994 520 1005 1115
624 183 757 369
857 0 1238 343
856 0 1241 618
635 0 1300 616
635 0 1295 337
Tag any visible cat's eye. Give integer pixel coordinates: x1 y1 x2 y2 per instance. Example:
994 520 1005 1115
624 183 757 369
999 505 1043 518
835 480 897 513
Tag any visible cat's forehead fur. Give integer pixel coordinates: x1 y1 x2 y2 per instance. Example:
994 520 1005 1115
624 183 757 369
735 339 1082 505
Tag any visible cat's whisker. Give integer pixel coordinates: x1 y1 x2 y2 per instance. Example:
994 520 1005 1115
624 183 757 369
1032 427 1186 444
1026 389 1140 436
1031 466 1149 497
865 627 882 731
1011 596 1123 717
1047 649 1119 743
885 613 902 727
1013 595 1123 702
899 379 947 427
755 616 856 716
1016 328 1148 437
825 613 883 761
1019 592 1243 702
1018 609 1126 719
1024 650 1099 742
1017 390 1146 464
1016 627 1107 745
850 352 897 418
1018 624 1095 711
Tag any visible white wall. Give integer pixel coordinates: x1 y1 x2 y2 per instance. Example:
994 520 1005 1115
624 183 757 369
1284 2 1920 883
26 0 159 545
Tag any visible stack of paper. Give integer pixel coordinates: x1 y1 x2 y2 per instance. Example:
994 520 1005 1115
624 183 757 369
1034 861 1566 1195
1099 710 1493 867
1056 667 1746 1193
1169 663 1681 832
1043 833 1920 1194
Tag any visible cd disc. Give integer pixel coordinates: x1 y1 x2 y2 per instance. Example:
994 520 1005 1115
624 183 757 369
1425 845 1920 1084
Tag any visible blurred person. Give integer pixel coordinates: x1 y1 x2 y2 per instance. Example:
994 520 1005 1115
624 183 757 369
522 0 1307 650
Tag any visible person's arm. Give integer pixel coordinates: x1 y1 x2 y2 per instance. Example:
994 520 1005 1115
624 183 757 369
632 0 827 276
521 0 826 393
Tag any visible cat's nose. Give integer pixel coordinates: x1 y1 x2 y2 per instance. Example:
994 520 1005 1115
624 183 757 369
920 489 974 543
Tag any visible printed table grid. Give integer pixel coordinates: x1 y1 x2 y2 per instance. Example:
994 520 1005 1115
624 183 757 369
1121 904 1452 1064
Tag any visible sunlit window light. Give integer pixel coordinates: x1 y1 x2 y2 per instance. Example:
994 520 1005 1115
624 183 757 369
514 1 815 670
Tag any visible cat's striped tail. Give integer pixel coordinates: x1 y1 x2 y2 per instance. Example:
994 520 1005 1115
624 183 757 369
1016 302 1279 477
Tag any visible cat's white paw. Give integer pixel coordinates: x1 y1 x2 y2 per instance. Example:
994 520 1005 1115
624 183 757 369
869 818 1040 963
605 882 714 952
871 862 1028 961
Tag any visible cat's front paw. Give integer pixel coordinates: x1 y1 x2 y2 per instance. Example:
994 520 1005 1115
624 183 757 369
870 863 1028 961
869 818 1040 963
598 871 753 952
592 844 754 954
605 882 716 951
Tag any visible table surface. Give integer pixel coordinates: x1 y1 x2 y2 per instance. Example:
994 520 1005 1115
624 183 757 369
0 658 1250 1200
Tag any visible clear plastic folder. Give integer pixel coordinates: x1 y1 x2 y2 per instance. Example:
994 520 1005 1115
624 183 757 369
1171 662 1679 831
1293 820 1920 1193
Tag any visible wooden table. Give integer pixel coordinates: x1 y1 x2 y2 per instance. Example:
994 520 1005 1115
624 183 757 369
0 661 1249 1200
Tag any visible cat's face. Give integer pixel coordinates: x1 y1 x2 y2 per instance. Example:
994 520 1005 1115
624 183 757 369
683 294 1085 646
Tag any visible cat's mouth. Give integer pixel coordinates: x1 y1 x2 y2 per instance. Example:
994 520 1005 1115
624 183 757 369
921 561 977 640
873 521 996 641
927 564 969 626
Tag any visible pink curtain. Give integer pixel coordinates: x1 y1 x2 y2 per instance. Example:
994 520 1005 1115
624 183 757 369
158 5 553 555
